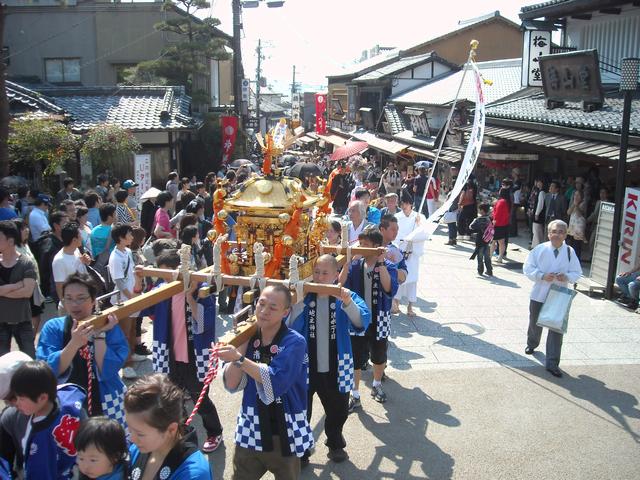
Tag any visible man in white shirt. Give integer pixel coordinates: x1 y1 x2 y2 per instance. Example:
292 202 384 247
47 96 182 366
345 201 372 245
28 195 52 242
523 219 582 377
52 223 90 312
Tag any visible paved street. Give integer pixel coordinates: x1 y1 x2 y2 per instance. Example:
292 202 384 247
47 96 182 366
197 229 640 479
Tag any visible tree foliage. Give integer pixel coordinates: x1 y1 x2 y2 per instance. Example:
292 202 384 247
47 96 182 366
81 123 141 172
124 0 230 105
8 118 78 176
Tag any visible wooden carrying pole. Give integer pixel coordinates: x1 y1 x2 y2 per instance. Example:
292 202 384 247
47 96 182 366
79 266 214 330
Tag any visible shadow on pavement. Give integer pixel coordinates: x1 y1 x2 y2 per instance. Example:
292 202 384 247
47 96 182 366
304 379 458 480
510 367 640 444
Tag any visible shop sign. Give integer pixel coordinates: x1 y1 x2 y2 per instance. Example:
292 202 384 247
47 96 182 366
617 188 640 275
241 79 250 102
134 154 151 203
521 30 552 87
315 93 327 135
539 49 604 110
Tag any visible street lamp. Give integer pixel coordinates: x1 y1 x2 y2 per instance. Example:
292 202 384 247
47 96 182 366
606 57 640 299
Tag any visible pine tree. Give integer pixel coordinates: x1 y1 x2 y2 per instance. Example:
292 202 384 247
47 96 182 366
125 0 230 106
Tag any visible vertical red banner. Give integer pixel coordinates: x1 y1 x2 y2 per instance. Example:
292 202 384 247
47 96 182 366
315 93 327 135
221 116 239 165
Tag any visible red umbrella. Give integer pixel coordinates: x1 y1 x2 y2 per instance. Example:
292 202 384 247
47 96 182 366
330 141 368 161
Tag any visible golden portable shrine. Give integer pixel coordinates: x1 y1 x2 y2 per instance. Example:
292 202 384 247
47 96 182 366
210 123 332 282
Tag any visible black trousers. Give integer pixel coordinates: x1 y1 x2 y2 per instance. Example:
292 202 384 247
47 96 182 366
170 359 223 437
307 371 349 451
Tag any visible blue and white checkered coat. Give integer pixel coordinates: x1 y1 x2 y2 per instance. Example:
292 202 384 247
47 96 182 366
344 259 399 340
227 325 314 458
37 316 128 426
290 292 370 393
143 280 216 382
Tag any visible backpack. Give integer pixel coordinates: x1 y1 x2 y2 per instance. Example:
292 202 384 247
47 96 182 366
482 222 495 244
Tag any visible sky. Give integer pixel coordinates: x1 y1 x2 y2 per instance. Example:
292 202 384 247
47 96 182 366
208 0 536 98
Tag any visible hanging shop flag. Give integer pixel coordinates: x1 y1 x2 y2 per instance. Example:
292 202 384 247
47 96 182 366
221 116 239 165
425 62 486 236
133 154 152 204
315 93 327 135
617 187 640 276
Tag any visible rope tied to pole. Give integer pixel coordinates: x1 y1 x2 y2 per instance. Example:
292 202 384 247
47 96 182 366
185 342 221 426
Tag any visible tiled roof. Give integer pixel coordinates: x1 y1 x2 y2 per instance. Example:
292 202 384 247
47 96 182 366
34 85 195 133
485 91 640 135
352 52 457 82
383 104 408 135
391 58 524 106
521 0 571 13
7 81 65 116
328 49 400 79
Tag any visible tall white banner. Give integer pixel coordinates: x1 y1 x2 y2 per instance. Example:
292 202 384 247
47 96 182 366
425 63 486 236
134 154 152 205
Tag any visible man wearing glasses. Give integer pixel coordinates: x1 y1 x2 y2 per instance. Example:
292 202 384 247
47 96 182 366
36 273 129 423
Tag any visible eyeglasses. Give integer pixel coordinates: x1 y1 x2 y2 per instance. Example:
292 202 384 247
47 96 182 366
62 296 92 305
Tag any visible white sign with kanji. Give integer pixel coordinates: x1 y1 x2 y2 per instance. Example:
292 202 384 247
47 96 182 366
134 154 152 203
522 30 552 87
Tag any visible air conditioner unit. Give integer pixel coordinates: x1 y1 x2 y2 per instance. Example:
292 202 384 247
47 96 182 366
241 1 260 8
266 1 285 7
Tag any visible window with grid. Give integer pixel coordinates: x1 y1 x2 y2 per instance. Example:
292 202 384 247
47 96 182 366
45 58 81 84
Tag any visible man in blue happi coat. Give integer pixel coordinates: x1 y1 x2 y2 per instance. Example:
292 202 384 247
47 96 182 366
219 284 313 480
340 226 398 410
290 254 370 464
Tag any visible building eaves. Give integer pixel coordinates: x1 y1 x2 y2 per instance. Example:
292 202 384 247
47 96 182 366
391 58 523 107
519 0 629 20
7 81 66 115
485 91 640 135
352 52 459 83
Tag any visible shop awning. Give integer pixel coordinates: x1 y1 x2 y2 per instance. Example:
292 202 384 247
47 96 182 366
477 125 640 163
351 131 408 156
317 133 350 147
296 135 316 145
407 146 462 163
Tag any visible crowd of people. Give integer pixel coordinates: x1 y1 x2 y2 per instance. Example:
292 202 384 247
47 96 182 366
0 157 619 479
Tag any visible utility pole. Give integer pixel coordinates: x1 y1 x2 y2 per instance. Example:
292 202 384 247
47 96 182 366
232 0 244 119
255 39 262 134
0 4 9 178
606 57 640 299
291 64 296 121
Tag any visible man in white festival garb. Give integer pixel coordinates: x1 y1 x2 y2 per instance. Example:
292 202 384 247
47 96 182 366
346 201 373 245
523 219 582 378
393 194 428 317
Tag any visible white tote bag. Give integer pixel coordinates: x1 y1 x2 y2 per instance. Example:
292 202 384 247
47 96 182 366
537 284 577 334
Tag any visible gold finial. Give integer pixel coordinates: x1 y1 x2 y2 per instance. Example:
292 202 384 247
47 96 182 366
470 39 479 50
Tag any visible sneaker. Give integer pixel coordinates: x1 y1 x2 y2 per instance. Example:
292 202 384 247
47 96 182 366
134 344 152 356
130 353 148 362
122 367 138 379
327 448 349 463
348 395 361 413
202 435 223 453
371 384 387 403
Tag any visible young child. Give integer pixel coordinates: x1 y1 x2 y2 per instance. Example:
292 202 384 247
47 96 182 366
469 203 493 276
75 417 128 480
2 360 86 480
108 223 140 380
339 226 398 410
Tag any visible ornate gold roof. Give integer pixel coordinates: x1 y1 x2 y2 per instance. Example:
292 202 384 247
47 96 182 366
224 174 321 213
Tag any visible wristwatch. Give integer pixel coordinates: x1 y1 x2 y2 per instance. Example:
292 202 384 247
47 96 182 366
233 354 245 367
